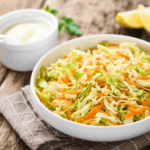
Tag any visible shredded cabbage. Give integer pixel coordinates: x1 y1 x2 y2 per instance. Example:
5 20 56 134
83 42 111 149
35 41 150 126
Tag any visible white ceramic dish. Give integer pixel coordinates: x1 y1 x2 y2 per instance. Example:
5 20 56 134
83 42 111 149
0 9 58 71
30 34 150 142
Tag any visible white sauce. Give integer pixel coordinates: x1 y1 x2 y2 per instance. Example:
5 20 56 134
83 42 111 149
3 21 52 43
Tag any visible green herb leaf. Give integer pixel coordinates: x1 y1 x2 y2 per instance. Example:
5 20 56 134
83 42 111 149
44 5 50 12
50 9 59 15
44 6 82 35
58 21 64 33
60 15 82 35
44 6 59 15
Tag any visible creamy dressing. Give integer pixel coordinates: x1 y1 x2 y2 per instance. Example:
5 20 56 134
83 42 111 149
3 21 52 43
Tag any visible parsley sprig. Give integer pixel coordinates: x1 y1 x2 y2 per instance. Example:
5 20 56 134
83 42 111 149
44 6 82 35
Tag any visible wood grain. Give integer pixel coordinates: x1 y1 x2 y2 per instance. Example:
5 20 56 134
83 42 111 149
0 71 31 99
0 0 45 16
0 0 150 149
46 0 150 44
0 0 45 149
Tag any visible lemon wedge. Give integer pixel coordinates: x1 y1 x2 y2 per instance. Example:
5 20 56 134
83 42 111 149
116 10 143 29
138 4 150 32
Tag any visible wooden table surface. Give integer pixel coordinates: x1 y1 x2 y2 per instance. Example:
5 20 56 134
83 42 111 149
0 0 150 149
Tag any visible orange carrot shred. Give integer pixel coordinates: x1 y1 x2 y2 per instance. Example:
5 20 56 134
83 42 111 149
119 103 139 108
142 98 150 106
135 76 150 80
63 101 72 121
62 75 70 83
51 101 58 105
82 119 97 124
109 120 118 125
66 104 72 121
107 44 119 49
97 93 105 99
116 51 129 60
71 68 77 74
126 79 150 92
80 102 104 123
125 106 149 119
63 55 68 59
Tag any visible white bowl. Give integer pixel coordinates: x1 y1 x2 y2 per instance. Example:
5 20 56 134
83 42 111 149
0 9 58 71
30 34 150 142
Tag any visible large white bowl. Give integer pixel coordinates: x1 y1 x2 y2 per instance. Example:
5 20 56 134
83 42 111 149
30 34 150 142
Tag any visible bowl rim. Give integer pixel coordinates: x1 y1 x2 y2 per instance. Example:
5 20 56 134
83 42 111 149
0 9 58 48
30 34 150 130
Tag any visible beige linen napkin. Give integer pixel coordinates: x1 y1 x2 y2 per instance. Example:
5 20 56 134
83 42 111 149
0 85 150 150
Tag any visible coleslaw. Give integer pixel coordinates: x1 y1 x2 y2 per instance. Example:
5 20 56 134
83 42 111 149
35 41 150 126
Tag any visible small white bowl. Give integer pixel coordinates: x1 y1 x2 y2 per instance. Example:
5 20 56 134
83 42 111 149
30 34 150 142
0 9 58 71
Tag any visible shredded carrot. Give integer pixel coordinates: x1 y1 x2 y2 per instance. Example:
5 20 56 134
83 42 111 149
116 51 129 60
113 97 119 101
47 106 50 109
107 85 111 89
51 101 58 105
51 64 56 70
80 58 86 66
57 97 74 103
107 44 119 49
121 89 129 95
82 119 97 124
70 68 77 74
119 103 139 108
97 93 105 99
123 72 127 78
100 83 108 87
96 60 101 66
85 75 92 82
135 76 150 80
127 106 135 112
126 79 150 92
137 61 143 67
95 57 101 60
80 102 104 123
62 75 70 83
125 106 149 119
63 55 68 59
146 68 150 73
142 98 150 106
109 120 118 125
66 103 72 121
62 101 72 120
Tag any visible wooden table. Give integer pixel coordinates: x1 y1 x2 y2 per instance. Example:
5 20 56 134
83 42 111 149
0 0 150 149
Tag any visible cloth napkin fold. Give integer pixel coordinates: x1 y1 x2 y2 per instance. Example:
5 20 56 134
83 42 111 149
0 86 150 150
